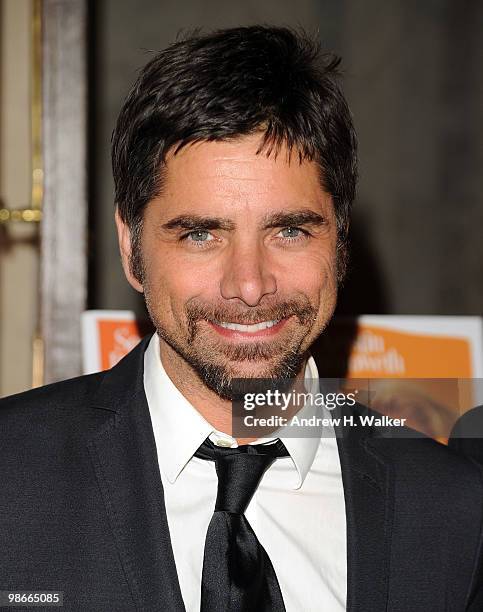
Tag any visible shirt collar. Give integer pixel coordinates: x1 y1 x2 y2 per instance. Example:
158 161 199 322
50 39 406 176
277 355 322 489
143 333 322 489
144 334 213 484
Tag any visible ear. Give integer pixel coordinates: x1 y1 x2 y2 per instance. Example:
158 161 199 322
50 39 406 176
114 207 144 293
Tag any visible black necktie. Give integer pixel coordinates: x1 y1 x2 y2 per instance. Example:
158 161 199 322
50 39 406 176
194 437 289 612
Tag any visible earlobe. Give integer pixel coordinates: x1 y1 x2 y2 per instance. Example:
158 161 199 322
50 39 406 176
114 208 144 293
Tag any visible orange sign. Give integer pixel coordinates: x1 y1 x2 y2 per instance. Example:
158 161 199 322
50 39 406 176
97 320 144 371
348 326 473 378
81 311 153 374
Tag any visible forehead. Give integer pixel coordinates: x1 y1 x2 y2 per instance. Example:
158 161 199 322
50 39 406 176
158 134 331 217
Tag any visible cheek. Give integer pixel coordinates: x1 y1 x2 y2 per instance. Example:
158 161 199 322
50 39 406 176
169 269 215 306
143 250 218 313
277 247 338 300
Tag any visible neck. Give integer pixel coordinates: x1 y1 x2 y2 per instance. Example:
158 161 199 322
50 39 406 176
157 337 308 444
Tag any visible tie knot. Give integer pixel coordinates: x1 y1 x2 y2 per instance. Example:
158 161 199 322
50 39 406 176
195 438 289 514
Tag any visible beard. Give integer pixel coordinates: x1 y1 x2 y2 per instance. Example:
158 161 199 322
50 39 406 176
144 288 321 401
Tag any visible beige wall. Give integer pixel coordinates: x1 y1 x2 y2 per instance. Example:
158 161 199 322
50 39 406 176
0 0 38 397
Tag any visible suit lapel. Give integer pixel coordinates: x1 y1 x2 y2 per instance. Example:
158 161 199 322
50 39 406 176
87 336 186 612
335 404 394 612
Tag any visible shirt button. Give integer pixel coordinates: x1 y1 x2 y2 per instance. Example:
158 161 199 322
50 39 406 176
215 438 234 448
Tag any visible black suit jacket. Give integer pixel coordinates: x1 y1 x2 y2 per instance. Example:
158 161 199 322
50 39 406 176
449 406 483 466
2 335 483 611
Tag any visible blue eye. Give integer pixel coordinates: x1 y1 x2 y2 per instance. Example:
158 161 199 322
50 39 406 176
186 230 212 242
279 227 304 239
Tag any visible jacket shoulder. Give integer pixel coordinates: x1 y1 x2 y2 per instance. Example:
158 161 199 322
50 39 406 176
368 428 483 507
0 372 105 411
0 372 109 440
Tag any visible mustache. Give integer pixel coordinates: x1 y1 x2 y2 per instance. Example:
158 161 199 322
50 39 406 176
185 297 317 337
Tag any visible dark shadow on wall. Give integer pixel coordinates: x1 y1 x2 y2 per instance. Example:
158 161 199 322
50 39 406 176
86 0 150 321
336 208 390 316
312 208 390 378
433 1 483 312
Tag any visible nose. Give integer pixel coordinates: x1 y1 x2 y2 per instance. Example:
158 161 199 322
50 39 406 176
219 239 277 307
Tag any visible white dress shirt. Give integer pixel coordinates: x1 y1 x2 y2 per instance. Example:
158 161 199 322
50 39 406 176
144 333 347 611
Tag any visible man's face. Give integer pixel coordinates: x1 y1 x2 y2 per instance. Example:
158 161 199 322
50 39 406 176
117 134 339 399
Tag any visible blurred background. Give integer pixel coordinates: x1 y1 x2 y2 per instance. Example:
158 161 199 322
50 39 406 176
1 0 482 397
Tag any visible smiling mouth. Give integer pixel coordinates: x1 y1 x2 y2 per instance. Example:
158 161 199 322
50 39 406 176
207 317 290 338
215 319 281 332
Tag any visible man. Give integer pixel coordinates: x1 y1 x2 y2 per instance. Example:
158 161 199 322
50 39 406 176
1 26 483 612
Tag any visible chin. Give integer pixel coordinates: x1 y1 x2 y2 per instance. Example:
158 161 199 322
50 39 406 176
226 363 280 379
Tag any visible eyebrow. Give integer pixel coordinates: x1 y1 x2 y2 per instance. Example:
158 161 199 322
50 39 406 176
261 209 327 229
161 215 236 232
160 209 327 232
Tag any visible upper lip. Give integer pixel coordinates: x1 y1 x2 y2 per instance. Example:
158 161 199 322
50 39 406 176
213 318 282 325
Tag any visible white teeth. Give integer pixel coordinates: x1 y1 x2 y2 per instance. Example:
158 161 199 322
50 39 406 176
217 319 281 332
